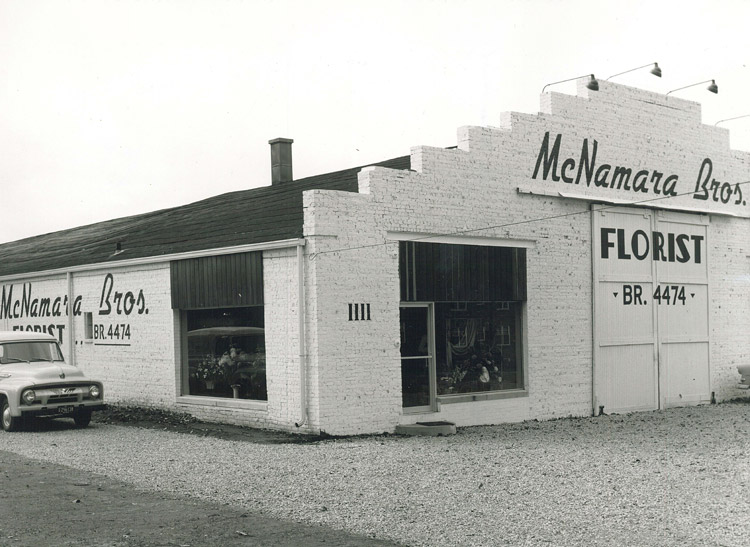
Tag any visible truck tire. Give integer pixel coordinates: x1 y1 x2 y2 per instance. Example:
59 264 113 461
1 400 23 432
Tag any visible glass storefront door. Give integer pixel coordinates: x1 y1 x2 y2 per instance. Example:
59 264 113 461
399 304 435 411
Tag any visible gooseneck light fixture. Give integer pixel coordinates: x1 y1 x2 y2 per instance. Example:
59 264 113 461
715 114 750 126
606 62 661 80
666 79 718 96
542 74 599 94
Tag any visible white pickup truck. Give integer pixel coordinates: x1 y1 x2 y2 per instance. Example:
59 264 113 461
0 331 105 432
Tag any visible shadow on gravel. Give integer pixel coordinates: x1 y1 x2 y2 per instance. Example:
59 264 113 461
22 416 83 433
91 404 328 444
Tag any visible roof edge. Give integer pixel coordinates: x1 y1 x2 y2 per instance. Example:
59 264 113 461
0 238 305 283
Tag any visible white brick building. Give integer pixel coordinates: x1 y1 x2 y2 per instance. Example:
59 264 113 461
1 80 748 435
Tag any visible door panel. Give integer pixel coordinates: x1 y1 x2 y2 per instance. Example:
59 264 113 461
593 208 659 414
598 344 658 412
655 213 710 407
596 280 655 346
662 342 710 406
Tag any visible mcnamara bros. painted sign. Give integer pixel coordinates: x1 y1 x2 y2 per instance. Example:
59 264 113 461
531 132 747 215
0 274 149 344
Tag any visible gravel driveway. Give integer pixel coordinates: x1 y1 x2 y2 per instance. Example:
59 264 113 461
2 402 749 546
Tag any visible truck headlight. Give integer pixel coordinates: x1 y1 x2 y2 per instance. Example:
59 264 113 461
22 389 36 405
88 385 101 399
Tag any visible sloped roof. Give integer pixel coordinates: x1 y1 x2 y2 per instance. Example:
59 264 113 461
0 156 410 277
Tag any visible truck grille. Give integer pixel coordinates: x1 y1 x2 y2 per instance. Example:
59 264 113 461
46 395 78 404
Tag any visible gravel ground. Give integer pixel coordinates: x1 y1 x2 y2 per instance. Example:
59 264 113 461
2 402 749 547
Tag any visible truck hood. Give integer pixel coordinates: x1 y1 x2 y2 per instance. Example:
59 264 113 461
0 362 88 383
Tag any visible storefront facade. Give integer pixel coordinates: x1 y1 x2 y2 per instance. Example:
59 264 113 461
1 80 748 435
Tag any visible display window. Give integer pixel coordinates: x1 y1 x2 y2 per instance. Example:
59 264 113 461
435 301 523 395
185 306 267 401
399 241 526 410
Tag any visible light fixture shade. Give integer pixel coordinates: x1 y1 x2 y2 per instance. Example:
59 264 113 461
542 73 599 94
606 62 662 81
666 79 718 97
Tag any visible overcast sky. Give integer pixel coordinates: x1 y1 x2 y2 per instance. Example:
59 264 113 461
2 0 749 244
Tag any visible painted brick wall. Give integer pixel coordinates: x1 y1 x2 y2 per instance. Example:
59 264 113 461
708 215 750 401
304 80 750 435
260 247 304 431
72 265 175 406
303 191 404 435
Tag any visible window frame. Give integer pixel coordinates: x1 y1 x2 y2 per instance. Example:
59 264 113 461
400 302 438 414
177 305 268 403
436 301 528 405
396 237 531 406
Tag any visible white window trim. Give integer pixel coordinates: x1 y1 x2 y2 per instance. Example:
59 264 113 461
176 395 268 412
387 231 536 248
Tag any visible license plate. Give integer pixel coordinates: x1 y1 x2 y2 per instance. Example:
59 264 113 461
57 405 74 414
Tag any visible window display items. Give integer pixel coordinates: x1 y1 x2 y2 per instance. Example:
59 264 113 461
436 303 522 395
186 307 266 400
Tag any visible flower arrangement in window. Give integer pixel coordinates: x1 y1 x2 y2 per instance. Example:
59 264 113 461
440 352 502 394
194 354 228 386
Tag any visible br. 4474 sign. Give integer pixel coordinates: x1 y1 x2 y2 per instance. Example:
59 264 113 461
618 284 691 306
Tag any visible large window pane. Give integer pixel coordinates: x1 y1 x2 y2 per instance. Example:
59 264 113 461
186 306 267 400
400 307 429 358
435 302 523 395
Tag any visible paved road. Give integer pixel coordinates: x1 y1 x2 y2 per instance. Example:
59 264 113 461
0 450 401 547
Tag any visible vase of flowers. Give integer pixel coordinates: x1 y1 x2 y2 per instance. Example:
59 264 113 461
195 354 226 390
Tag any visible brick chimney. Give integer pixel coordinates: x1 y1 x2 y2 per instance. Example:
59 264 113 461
269 138 293 185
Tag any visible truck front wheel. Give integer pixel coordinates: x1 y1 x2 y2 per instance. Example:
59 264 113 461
1 400 23 432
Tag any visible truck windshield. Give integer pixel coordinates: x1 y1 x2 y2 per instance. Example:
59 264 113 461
0 341 64 364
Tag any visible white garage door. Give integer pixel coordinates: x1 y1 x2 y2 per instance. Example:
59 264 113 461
593 206 710 414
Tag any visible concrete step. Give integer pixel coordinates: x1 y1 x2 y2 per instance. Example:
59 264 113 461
395 421 456 436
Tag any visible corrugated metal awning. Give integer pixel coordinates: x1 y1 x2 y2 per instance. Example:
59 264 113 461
170 252 263 309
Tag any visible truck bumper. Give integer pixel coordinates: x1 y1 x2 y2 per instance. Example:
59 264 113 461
20 403 107 418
